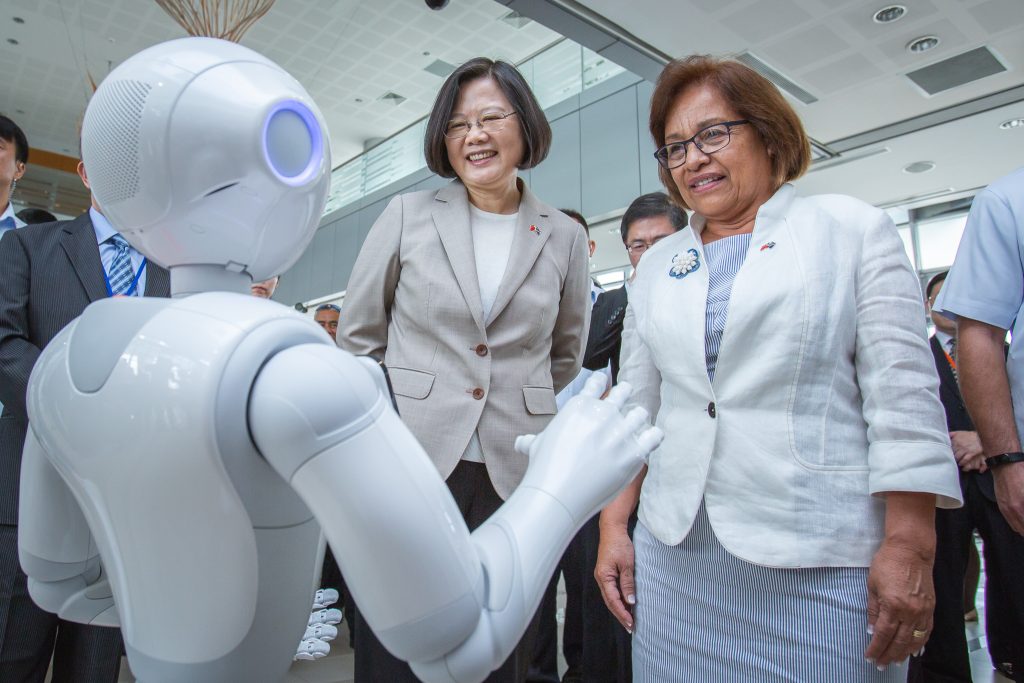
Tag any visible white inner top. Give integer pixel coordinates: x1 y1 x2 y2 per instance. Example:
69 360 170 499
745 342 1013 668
470 205 517 321
462 205 518 463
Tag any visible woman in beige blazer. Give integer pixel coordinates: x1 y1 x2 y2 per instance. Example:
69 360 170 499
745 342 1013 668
339 57 591 683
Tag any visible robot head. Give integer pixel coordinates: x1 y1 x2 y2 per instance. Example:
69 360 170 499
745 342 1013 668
81 37 331 289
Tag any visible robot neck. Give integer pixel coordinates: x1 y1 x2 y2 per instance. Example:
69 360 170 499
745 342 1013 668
171 264 251 298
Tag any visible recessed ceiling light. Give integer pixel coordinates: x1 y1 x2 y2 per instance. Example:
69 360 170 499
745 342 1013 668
907 35 940 53
999 118 1024 130
873 5 906 23
15 109 25 114
12 16 25 24
354 97 364 103
903 161 935 174
6 37 18 45
422 51 430 56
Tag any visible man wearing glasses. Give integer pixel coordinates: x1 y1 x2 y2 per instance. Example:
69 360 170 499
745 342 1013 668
584 192 687 383
575 191 685 683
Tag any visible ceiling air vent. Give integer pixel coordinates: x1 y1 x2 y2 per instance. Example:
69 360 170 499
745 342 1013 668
423 59 456 78
735 52 818 104
377 91 407 106
500 11 532 28
906 46 1006 96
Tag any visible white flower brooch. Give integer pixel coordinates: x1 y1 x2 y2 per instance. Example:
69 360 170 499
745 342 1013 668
669 249 700 279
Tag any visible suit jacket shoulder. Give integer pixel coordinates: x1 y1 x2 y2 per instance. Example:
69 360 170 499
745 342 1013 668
929 336 973 432
584 286 628 380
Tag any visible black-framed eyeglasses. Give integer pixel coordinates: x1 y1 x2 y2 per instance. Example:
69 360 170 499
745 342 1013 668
444 111 518 139
625 235 669 255
653 119 749 170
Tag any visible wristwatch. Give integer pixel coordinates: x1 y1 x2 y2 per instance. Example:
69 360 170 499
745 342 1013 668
985 452 1024 469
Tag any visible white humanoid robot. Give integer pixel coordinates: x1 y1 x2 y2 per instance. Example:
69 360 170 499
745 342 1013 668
18 38 661 683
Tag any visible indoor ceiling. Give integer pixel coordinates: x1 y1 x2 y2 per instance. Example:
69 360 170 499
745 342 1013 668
0 0 559 215
571 0 1024 213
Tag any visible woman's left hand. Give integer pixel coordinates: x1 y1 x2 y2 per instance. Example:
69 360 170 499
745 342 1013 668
864 538 935 668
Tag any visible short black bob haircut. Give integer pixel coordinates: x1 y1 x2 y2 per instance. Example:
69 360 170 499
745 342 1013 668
424 57 551 178
620 192 688 244
0 114 29 165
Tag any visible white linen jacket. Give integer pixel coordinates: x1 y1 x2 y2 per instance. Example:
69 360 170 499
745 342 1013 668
621 184 962 567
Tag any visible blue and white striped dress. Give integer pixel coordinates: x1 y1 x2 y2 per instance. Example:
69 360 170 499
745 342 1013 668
632 233 899 682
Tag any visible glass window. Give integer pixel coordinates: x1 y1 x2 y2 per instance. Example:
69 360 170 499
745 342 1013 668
896 225 914 268
918 213 968 271
320 37 628 219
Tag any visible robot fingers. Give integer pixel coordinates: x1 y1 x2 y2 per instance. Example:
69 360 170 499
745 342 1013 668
294 637 332 661
634 424 665 461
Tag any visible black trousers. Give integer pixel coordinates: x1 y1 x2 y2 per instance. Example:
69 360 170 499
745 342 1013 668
528 521 586 683
908 475 1024 682
0 525 123 683
578 513 633 683
352 461 541 683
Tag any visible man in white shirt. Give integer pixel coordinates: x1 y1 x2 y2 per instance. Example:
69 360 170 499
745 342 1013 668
911 271 1023 682
934 167 1024 679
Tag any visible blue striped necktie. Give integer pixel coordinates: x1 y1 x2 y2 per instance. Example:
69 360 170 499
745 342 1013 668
107 234 136 296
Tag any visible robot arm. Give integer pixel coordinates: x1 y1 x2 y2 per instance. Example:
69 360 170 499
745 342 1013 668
249 345 660 683
18 426 120 627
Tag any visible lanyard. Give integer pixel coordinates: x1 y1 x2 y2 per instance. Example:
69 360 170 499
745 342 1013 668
103 257 148 297
943 347 959 384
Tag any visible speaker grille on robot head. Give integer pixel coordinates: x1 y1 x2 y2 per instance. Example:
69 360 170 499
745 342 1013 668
87 79 152 205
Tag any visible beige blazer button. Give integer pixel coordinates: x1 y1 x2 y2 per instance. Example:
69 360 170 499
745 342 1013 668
472 388 485 400
475 344 488 357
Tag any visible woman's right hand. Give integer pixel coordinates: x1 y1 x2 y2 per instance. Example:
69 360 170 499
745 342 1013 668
595 523 636 633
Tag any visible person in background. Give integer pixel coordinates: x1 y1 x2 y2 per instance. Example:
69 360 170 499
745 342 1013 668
0 115 28 238
339 56 591 683
0 115 31 419
573 192 686 683
16 208 57 225
313 303 340 343
909 270 1024 682
250 275 279 299
933 166 1024 681
583 192 687 385
596 54 960 681
0 153 170 682
529 208 605 683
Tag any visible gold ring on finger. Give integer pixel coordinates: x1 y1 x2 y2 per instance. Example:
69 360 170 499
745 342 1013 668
911 628 927 639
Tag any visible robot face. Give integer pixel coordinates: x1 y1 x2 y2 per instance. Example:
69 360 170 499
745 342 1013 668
82 37 332 283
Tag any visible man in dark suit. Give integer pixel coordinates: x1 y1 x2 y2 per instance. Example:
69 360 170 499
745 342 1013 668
0 159 169 682
576 192 686 683
909 270 1024 683
584 193 687 384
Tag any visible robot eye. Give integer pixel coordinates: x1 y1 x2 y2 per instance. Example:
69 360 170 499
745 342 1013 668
262 100 323 185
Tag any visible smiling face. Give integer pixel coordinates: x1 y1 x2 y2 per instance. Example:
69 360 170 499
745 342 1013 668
664 83 777 231
443 76 524 206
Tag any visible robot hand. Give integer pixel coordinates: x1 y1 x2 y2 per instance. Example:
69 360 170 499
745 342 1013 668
294 589 342 662
513 376 662 523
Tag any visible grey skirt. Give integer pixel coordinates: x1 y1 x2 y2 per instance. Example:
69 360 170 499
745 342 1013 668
632 503 903 682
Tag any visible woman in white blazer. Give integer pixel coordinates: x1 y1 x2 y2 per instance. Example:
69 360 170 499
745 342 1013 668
594 56 962 682
339 58 591 683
